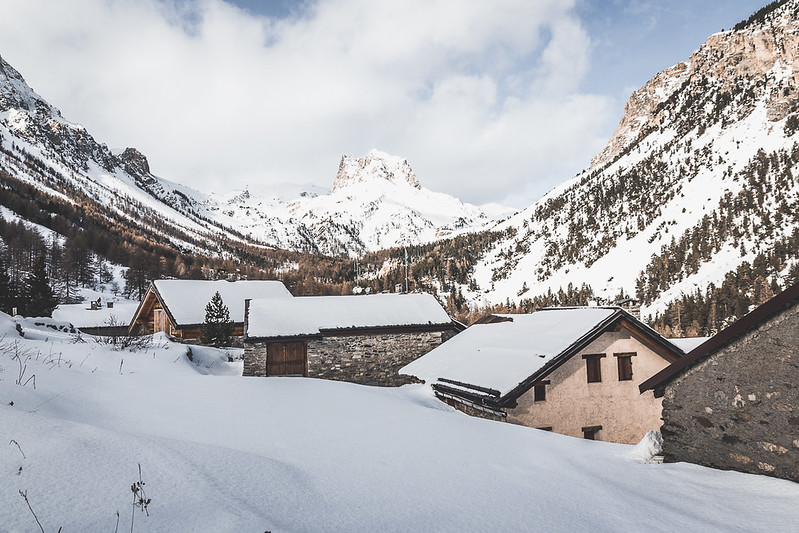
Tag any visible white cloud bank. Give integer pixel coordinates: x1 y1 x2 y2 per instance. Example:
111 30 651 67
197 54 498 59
0 0 616 207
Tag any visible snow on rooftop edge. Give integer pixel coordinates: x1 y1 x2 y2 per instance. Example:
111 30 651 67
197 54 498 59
401 307 619 396
246 293 451 338
154 280 291 325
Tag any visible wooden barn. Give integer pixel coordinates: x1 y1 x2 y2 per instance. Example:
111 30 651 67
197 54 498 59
128 279 291 342
401 307 685 444
640 282 799 483
243 293 462 386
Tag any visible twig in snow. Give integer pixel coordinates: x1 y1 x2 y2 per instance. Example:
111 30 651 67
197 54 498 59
18 490 45 533
9 439 26 459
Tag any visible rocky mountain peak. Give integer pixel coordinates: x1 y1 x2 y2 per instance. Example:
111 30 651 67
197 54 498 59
332 149 421 192
591 0 799 170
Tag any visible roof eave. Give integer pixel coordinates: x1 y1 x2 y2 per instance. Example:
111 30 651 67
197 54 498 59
639 282 799 394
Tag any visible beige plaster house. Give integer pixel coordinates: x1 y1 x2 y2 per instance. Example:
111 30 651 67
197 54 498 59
401 307 685 444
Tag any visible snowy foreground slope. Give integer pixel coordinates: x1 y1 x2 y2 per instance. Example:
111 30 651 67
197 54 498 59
1 316 798 532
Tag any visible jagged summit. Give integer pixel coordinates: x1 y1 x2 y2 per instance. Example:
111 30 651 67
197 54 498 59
332 149 421 192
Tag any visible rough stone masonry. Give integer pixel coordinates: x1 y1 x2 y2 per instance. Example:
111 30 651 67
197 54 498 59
660 302 799 482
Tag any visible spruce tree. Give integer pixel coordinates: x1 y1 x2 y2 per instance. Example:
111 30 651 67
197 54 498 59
24 255 58 317
200 291 233 347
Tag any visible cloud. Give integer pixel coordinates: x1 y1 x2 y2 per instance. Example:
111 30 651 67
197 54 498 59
0 0 615 208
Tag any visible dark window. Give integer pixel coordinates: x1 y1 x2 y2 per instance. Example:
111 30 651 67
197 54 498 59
582 425 602 440
533 380 549 402
536 426 553 431
616 352 635 381
582 354 605 383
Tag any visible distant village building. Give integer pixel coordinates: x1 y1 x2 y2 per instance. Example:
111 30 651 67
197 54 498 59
640 282 799 483
128 280 291 342
243 293 461 386
402 307 684 444
53 298 140 337
613 297 641 320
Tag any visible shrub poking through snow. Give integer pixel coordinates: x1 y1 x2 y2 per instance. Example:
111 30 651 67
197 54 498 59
200 291 233 347
130 463 151 532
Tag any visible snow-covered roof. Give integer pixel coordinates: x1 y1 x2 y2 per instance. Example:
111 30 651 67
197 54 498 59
401 307 620 397
246 293 452 338
154 280 291 326
667 337 710 353
53 300 140 328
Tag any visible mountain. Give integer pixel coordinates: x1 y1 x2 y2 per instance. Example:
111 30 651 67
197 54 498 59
196 149 512 257
440 0 799 330
0 53 508 261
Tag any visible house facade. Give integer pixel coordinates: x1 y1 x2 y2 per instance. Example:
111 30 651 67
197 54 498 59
402 307 684 444
640 282 799 482
243 293 461 386
128 279 291 342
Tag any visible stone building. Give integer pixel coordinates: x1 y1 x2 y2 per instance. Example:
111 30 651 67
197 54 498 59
243 293 461 386
401 307 685 444
640 282 799 482
128 279 291 342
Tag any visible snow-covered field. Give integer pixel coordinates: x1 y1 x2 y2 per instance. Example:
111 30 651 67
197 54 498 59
1 313 797 532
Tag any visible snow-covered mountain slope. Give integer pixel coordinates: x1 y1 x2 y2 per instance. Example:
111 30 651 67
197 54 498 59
0 54 510 259
464 0 799 320
0 55 252 256
195 149 513 256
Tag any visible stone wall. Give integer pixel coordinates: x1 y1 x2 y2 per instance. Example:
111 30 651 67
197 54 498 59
661 302 799 482
243 342 268 377
307 331 442 386
244 329 449 385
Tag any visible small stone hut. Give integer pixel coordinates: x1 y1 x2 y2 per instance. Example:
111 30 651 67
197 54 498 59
640 282 799 482
401 307 684 444
243 293 461 386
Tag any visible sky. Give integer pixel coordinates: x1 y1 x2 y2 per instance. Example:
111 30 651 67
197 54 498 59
0 0 769 208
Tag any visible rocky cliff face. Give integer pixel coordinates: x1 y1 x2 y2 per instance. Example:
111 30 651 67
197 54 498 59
593 2 799 169
332 149 420 191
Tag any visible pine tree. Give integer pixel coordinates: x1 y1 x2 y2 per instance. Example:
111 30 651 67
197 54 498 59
200 291 234 347
23 255 58 317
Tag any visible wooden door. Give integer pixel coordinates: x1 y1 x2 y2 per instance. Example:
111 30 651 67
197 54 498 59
153 309 166 333
266 341 307 376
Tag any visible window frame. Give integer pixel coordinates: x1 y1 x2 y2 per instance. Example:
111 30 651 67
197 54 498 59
582 425 602 440
582 353 606 383
533 380 550 402
615 352 636 381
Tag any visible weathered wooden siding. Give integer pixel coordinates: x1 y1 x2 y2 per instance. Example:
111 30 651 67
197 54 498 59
660 302 799 482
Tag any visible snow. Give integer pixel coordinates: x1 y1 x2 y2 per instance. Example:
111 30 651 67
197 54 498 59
401 308 617 395
668 336 711 353
627 430 664 464
1 311 798 532
52 297 139 329
247 293 452 338
153 279 291 326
